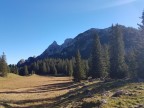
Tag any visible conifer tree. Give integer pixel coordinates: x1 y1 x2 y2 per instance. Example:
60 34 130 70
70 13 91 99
138 10 144 31
15 66 19 75
53 65 57 76
24 65 29 76
46 64 50 74
126 49 138 78
64 63 68 75
42 62 47 74
83 60 89 79
67 60 73 76
90 34 104 78
73 50 85 82
137 10 144 79
102 45 110 78
0 52 8 77
36 62 39 73
31 70 35 75
109 24 128 79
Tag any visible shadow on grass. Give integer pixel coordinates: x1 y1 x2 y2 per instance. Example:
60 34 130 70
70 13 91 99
0 79 137 108
0 82 75 94
48 79 136 108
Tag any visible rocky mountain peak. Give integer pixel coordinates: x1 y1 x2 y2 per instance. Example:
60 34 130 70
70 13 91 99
64 38 73 44
50 41 58 46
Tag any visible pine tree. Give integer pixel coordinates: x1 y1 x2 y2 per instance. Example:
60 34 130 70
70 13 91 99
46 63 50 74
83 60 89 79
138 10 144 31
126 49 138 78
42 62 47 74
109 24 128 79
90 34 104 78
102 45 110 78
73 50 85 82
31 70 35 75
0 52 8 77
36 62 39 73
67 60 73 76
53 65 57 76
64 63 68 75
24 65 29 76
137 10 144 79
15 66 19 75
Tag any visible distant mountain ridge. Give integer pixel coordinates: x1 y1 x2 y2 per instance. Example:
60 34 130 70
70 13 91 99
17 25 142 66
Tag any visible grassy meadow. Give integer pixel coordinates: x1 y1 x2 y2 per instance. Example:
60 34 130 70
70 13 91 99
0 73 144 108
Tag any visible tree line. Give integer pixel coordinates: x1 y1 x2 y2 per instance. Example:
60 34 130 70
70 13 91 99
0 10 144 81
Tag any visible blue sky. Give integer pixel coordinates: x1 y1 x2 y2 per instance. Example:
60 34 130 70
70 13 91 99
0 0 144 64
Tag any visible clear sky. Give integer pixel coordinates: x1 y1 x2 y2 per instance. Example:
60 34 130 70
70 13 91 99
0 0 144 64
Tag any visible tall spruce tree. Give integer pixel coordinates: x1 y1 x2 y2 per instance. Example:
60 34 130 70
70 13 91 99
24 65 29 76
137 10 144 79
46 64 50 74
109 24 128 79
67 60 73 76
73 50 85 82
53 65 57 76
83 60 89 79
102 45 110 78
0 52 8 77
90 34 104 78
42 62 47 74
126 49 138 78
138 10 144 31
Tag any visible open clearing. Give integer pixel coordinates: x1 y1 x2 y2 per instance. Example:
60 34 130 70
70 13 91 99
0 74 73 108
0 74 144 108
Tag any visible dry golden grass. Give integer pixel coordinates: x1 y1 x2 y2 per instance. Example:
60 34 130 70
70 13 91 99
0 74 143 108
0 73 73 108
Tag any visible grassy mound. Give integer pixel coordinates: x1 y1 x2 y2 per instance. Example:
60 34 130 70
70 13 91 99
0 73 21 79
6 73 22 78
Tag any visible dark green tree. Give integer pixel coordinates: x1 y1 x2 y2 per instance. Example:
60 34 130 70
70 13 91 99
0 52 8 77
137 10 144 79
102 45 110 78
83 60 89 79
15 67 19 75
53 65 57 76
90 34 104 78
46 63 50 74
64 63 68 75
126 49 138 78
67 60 73 76
42 62 47 74
138 10 144 31
31 70 35 75
109 24 128 79
73 50 85 82
24 65 29 76
36 62 39 73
